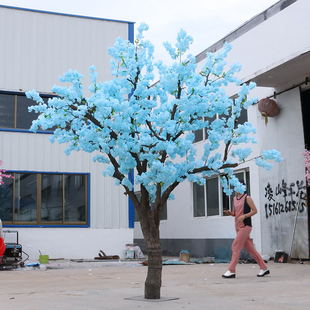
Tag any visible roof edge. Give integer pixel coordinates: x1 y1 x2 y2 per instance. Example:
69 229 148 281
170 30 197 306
195 0 297 63
0 4 135 25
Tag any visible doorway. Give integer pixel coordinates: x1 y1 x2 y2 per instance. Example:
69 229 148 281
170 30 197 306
300 88 310 257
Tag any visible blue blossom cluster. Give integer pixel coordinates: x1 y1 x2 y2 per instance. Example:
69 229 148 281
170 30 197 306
26 24 282 200
255 149 283 171
220 174 246 195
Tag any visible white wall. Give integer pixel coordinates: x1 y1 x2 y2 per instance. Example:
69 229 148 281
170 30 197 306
210 0 310 89
0 6 134 260
0 6 128 95
134 101 266 255
0 115 133 261
258 88 308 258
135 0 309 259
3 228 133 260
0 132 129 230
194 0 309 258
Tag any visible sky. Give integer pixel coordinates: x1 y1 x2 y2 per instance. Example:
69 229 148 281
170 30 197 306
0 0 279 66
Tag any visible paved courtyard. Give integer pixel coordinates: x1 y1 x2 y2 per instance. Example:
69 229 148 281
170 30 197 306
0 259 309 309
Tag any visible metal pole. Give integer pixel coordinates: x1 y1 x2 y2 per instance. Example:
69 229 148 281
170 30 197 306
289 197 301 257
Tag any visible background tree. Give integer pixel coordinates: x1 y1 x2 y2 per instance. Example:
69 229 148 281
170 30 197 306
302 149 310 187
26 23 282 299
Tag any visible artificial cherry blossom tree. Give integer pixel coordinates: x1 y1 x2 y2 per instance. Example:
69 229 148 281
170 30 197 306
26 24 282 299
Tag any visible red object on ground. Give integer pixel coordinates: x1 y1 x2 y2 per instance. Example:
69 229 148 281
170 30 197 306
0 237 6 256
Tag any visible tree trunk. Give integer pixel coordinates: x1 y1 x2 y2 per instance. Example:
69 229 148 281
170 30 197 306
144 241 162 299
130 188 164 299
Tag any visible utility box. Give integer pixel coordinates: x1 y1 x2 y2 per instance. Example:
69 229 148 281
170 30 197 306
274 251 288 263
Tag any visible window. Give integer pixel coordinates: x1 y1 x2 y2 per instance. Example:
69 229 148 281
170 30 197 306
0 172 89 226
15 173 38 222
222 171 250 215
194 124 204 143
16 95 39 130
193 181 205 217
219 98 248 130
206 177 219 216
193 103 248 143
193 177 220 217
193 170 250 218
235 107 247 128
194 115 217 143
134 192 167 222
0 94 15 128
0 92 52 130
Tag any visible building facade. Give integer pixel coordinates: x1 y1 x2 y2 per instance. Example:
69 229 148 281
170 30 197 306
134 0 309 261
0 6 135 260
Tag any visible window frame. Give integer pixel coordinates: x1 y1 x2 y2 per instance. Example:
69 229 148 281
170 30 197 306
193 99 248 144
0 91 56 133
193 176 221 218
134 191 168 222
222 170 251 215
193 169 250 218
0 171 90 227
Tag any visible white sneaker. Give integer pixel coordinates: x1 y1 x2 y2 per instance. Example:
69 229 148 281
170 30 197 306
222 270 236 278
257 269 270 277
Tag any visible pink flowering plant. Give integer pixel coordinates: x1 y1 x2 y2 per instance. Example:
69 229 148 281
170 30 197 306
302 149 310 187
0 160 14 185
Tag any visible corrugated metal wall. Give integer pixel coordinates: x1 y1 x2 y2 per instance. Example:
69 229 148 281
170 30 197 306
0 6 131 230
0 131 129 229
0 6 128 94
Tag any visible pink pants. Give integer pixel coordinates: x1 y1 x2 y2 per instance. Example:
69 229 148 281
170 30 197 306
228 225 267 273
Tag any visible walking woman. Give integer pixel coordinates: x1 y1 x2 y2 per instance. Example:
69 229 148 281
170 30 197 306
222 190 270 278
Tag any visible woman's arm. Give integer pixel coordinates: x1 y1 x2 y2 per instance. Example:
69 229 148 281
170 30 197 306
237 196 257 223
245 196 257 217
223 205 235 217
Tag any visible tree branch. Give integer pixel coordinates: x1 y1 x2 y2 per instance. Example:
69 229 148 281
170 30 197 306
172 116 195 142
223 140 231 162
146 120 166 141
107 152 125 183
69 104 103 129
129 151 144 175
190 162 238 174
161 180 182 206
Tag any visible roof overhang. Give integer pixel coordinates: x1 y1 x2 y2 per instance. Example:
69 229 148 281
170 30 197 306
243 48 310 88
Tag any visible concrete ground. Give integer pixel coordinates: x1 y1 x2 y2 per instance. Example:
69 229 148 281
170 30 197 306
0 258 309 310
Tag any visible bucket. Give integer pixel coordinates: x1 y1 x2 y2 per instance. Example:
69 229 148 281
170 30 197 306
179 250 190 263
125 250 135 259
39 255 49 264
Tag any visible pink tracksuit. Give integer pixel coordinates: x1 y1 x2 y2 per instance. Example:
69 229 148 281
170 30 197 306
228 194 267 273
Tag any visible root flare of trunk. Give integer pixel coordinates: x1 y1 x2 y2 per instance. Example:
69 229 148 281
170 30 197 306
144 245 162 299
